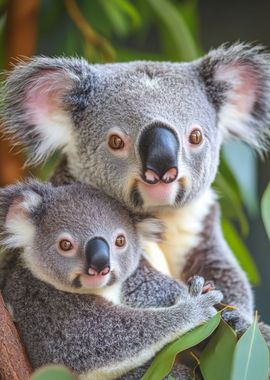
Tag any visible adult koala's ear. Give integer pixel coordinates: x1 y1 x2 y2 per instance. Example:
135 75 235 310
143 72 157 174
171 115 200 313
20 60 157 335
199 43 270 152
0 180 50 248
0 57 91 164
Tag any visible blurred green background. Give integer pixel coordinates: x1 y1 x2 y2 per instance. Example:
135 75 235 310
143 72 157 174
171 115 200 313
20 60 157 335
0 0 269 321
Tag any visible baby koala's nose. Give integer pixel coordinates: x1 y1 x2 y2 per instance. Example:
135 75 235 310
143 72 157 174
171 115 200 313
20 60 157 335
85 238 110 276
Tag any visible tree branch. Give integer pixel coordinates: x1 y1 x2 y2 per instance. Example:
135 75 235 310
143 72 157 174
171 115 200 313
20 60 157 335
0 0 39 186
0 292 32 380
64 0 116 62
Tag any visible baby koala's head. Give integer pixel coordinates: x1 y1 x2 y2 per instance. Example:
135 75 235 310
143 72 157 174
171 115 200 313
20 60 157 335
0 180 162 294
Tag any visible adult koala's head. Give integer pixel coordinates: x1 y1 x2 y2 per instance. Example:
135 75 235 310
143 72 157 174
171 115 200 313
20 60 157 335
1 43 270 212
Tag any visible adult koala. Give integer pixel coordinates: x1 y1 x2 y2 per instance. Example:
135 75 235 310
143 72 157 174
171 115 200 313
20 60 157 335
1 43 270 339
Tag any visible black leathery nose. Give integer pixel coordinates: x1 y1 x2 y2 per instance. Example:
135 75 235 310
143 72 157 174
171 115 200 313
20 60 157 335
138 124 179 184
85 238 110 275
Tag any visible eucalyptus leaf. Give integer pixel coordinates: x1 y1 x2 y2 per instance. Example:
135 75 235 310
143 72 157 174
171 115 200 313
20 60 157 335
215 171 249 236
0 7 6 70
222 142 259 217
114 0 141 27
219 155 243 200
117 48 162 62
222 219 260 285
99 0 131 37
177 0 202 52
0 0 6 9
261 182 270 242
146 0 198 61
200 319 237 380
141 312 221 380
230 314 269 380
31 365 76 380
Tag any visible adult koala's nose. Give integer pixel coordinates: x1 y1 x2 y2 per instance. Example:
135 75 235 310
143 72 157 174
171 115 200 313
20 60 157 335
138 124 179 185
85 238 110 276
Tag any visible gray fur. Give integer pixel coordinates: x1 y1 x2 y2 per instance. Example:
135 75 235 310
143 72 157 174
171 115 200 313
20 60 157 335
0 181 222 379
1 43 270 340
1 44 270 211
199 43 270 151
181 204 254 330
181 203 270 340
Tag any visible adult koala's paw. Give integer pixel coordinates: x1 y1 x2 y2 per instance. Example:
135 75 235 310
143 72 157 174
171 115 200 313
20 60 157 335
258 322 270 349
222 309 251 334
223 310 270 349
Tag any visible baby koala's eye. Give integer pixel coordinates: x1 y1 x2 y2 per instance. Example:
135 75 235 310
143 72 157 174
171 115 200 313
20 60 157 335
115 234 126 248
108 134 125 150
59 239 73 252
189 129 203 145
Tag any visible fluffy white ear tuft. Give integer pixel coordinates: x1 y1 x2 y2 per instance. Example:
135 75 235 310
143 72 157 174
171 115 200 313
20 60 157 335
23 69 75 164
215 62 264 149
1 57 89 165
3 190 42 248
136 217 165 242
200 43 270 152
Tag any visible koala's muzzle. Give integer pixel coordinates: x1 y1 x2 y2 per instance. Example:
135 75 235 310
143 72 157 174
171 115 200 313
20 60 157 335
139 125 179 184
85 238 110 276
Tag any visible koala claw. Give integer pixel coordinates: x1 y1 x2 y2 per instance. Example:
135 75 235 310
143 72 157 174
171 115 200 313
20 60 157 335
222 309 251 334
180 278 223 326
202 280 215 294
187 275 205 297
188 276 216 297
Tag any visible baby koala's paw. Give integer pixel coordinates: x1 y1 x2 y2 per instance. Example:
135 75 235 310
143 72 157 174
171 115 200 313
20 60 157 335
184 276 223 325
187 275 215 297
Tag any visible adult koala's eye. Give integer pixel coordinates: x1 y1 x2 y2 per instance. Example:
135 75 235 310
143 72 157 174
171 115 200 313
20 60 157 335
189 129 203 145
108 134 125 150
115 234 126 247
57 235 77 257
59 239 73 252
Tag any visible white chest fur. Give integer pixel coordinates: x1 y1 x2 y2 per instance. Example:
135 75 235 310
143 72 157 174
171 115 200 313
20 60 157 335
142 190 215 278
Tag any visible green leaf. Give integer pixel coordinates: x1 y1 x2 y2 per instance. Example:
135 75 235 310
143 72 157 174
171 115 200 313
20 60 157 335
214 167 249 236
261 182 270 242
36 152 61 181
31 365 76 380
222 142 259 217
114 0 141 28
230 314 269 380
177 0 201 48
146 0 198 61
221 219 260 285
116 48 162 61
219 154 244 201
99 0 132 37
0 10 6 70
141 312 221 380
0 0 7 9
200 319 237 380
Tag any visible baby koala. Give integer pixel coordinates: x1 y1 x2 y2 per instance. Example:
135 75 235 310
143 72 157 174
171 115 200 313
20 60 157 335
0 180 222 380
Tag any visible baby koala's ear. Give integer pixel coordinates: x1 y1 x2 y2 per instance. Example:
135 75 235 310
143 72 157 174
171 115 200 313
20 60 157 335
135 216 165 242
0 180 48 249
